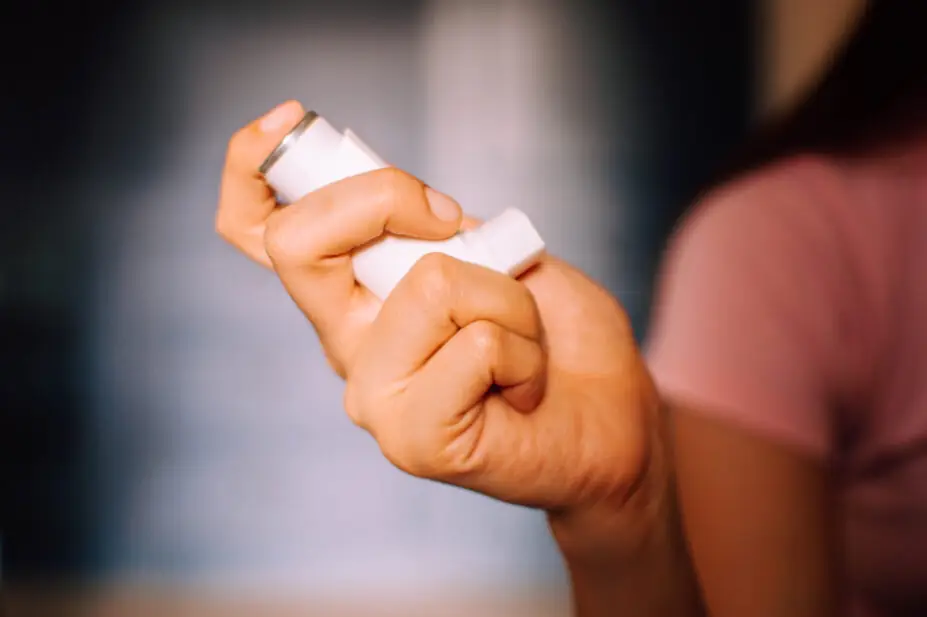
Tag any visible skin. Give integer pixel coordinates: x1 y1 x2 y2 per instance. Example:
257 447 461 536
216 100 835 617
672 411 838 617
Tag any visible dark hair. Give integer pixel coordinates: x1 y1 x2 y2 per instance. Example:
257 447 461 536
716 0 927 185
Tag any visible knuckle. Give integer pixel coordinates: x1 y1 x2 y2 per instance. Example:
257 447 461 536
408 252 457 304
375 166 415 191
262 215 287 262
466 321 504 365
342 379 367 428
263 210 308 266
371 167 420 210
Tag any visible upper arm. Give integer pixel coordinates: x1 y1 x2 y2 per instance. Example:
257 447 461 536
645 161 851 617
671 404 838 617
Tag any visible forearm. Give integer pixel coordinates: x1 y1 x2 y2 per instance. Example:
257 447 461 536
556 491 703 617
548 403 704 617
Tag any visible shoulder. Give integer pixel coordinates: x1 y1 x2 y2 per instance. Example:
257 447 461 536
656 154 854 320
645 155 858 456
673 154 849 261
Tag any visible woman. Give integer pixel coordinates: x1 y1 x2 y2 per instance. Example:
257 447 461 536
215 1 927 615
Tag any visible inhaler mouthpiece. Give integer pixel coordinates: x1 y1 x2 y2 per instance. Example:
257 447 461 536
259 111 546 300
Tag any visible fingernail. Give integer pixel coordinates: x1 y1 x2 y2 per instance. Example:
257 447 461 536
425 187 462 222
259 100 303 133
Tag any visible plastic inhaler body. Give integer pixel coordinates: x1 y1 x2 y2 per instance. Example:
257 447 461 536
259 111 546 300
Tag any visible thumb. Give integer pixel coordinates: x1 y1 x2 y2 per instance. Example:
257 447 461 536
279 169 463 261
377 181 462 241
226 100 306 174
216 100 306 266
423 187 464 227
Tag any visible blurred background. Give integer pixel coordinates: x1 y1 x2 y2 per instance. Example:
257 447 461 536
2 0 864 614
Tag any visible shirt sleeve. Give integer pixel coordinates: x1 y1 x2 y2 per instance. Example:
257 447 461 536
645 158 849 459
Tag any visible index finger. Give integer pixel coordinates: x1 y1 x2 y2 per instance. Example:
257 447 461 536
215 100 305 267
361 253 543 383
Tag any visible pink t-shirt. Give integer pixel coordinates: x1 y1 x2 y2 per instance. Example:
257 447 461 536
645 140 927 617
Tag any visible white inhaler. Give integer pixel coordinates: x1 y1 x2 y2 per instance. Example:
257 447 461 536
259 111 546 300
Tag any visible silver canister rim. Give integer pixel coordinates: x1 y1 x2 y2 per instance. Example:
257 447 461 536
258 110 320 175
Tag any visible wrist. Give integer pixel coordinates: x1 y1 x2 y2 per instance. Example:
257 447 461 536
547 433 670 568
547 392 672 565
547 400 705 616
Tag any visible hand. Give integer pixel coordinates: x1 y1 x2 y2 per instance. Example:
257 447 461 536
217 102 668 554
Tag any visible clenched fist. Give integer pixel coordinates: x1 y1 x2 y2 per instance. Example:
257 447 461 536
217 101 667 555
